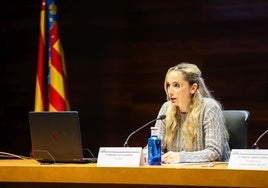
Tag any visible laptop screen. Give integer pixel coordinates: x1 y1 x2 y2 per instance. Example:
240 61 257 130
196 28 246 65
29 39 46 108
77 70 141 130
28 111 93 163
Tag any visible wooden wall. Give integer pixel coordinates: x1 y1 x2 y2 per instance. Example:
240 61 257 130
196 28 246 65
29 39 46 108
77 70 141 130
0 0 267 157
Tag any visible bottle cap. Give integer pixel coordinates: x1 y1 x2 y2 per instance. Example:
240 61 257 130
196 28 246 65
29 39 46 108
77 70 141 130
150 127 158 136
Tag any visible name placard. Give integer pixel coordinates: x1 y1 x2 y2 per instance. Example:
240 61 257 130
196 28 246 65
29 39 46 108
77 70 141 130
97 147 144 167
228 149 268 170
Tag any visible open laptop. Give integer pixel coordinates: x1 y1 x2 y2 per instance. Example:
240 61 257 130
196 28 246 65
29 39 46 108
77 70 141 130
28 111 97 163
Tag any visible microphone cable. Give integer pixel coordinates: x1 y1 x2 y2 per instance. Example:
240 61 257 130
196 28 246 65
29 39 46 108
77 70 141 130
0 151 26 159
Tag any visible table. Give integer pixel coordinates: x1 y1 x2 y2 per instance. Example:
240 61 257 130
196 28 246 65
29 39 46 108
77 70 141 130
0 159 267 188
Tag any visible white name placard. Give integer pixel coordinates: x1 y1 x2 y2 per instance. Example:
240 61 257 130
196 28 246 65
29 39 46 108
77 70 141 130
97 147 144 167
228 149 268 170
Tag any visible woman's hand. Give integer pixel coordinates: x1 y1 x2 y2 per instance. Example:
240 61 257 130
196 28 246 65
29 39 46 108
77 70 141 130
162 151 180 164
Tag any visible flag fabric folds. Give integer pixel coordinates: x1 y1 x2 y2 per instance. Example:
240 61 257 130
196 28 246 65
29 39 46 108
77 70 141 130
34 0 70 111
34 0 46 111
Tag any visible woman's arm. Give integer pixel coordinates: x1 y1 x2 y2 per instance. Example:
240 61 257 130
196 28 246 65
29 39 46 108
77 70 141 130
179 99 226 163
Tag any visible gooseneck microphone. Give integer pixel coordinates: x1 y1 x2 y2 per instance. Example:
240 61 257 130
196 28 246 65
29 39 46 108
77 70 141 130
123 114 166 147
252 129 268 149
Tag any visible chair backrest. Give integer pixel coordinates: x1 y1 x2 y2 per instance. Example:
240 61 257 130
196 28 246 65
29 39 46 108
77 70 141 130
223 110 250 150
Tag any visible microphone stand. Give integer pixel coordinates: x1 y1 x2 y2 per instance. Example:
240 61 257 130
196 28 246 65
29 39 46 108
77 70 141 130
123 115 166 147
252 129 268 149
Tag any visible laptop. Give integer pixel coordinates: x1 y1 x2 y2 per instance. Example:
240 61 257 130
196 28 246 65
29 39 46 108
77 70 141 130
28 111 97 163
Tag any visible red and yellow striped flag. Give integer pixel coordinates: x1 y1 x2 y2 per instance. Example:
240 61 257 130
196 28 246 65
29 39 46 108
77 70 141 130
34 0 47 111
34 0 70 111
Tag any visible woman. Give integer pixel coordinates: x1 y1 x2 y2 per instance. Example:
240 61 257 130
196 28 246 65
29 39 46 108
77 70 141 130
153 62 230 164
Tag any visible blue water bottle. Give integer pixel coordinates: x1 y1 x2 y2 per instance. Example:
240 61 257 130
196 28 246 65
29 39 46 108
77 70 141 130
148 127 161 165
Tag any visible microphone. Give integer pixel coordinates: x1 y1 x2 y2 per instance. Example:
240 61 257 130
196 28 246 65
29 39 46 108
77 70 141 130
123 114 166 147
252 129 268 149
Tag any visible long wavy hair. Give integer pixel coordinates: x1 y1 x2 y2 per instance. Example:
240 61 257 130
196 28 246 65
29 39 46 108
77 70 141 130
163 63 215 151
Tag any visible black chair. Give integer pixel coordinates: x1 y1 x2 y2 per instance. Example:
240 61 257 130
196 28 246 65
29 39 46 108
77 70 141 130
223 110 250 150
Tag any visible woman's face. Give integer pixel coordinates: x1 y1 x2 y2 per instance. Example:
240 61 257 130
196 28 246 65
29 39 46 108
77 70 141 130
166 70 196 112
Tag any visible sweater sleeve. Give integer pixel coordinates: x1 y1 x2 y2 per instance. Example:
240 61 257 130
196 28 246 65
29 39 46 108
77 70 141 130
179 99 226 163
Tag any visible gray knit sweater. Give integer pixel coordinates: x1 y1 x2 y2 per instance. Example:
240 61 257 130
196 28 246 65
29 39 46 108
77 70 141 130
154 98 230 163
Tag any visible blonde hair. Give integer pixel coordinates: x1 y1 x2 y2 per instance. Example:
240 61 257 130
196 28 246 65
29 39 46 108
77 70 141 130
163 62 214 151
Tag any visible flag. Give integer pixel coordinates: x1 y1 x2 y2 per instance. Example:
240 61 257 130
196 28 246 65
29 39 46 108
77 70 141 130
47 0 70 111
34 0 70 111
34 0 47 111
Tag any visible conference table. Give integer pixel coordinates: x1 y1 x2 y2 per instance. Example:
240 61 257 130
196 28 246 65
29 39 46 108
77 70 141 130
0 159 267 188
